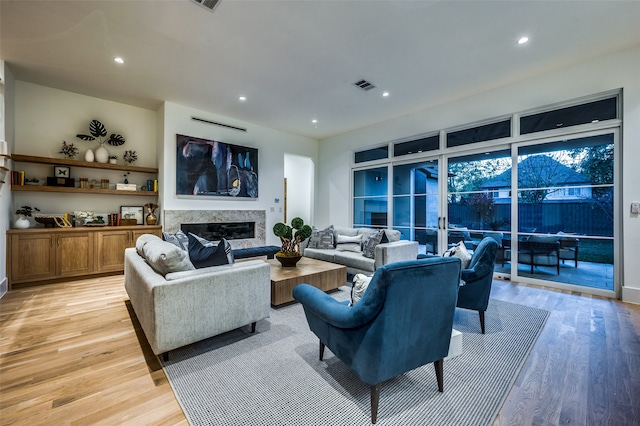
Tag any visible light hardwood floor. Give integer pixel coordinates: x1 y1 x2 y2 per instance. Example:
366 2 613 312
1 275 639 425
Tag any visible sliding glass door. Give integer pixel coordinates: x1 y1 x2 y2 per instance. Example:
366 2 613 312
511 133 616 291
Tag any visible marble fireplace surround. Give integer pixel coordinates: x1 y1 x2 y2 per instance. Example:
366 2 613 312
163 210 266 249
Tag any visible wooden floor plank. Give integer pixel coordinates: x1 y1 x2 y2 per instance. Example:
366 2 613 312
1 275 639 425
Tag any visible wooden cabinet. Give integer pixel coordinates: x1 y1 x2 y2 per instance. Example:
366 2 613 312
96 227 161 272
7 226 162 288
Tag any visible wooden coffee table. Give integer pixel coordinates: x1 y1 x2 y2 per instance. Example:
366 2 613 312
267 257 347 306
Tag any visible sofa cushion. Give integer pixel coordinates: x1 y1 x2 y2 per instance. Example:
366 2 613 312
443 241 472 269
188 234 234 269
362 230 384 259
307 225 334 249
334 251 376 272
136 233 161 256
141 238 195 276
188 232 216 247
382 229 402 242
336 234 362 252
350 273 373 306
526 234 560 244
303 248 336 263
162 230 189 251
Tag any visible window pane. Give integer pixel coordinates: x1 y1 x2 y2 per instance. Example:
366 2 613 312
446 119 511 148
393 135 439 157
354 167 387 197
520 97 617 134
353 198 387 227
355 146 388 163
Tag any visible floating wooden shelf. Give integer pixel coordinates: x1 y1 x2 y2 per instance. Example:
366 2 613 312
11 154 158 174
11 185 157 196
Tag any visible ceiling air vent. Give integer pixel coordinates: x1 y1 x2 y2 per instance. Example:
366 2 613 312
190 0 221 12
353 79 376 91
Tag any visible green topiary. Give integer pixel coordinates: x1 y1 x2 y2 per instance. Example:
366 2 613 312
273 217 312 254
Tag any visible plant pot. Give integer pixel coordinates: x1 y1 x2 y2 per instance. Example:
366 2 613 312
95 145 109 163
275 252 302 267
14 215 30 229
109 159 117 164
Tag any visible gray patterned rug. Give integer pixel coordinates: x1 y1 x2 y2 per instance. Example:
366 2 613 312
160 287 549 425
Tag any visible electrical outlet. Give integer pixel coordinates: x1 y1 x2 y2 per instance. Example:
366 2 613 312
631 202 640 214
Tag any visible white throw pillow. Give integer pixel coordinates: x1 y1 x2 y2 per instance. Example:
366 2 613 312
350 273 372 306
336 234 362 252
442 241 472 269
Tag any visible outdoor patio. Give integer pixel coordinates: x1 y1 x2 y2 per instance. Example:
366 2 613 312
493 260 614 291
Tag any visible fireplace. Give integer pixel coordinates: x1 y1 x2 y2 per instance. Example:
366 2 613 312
163 210 266 249
181 222 255 241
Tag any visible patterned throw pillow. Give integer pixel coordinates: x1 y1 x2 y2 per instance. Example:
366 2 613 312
362 230 384 259
307 225 334 249
335 234 362 252
442 241 472 269
350 273 373 306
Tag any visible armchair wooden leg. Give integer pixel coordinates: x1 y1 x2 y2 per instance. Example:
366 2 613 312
434 359 444 392
479 311 486 334
370 383 380 424
319 340 325 361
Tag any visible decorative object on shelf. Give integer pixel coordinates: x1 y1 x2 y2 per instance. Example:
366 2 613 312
53 166 71 178
109 155 118 164
144 203 159 225
34 214 72 228
121 205 144 225
14 205 40 229
123 171 130 184
25 178 41 186
58 141 79 159
76 119 126 164
84 148 95 162
123 150 138 164
273 217 312 267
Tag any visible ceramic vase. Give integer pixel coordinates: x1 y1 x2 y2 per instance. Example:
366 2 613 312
14 216 30 229
95 145 109 163
84 149 95 162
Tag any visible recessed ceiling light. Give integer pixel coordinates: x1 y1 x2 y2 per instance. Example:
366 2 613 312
311 119 318 124
239 96 246 101
114 57 125 64
517 37 529 45
382 91 390 97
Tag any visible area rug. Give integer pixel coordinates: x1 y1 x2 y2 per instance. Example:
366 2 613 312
160 288 549 426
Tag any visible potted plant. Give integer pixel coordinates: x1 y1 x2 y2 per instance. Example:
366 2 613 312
15 205 40 229
272 217 312 267
109 155 118 164
58 140 79 159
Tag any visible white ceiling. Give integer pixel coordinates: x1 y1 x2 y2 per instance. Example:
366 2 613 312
2 0 640 140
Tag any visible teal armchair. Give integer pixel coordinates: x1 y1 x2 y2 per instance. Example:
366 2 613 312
456 237 498 334
292 257 461 423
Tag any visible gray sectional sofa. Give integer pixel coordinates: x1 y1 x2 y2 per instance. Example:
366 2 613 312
302 225 419 275
124 235 271 357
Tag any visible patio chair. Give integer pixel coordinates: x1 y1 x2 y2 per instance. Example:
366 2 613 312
559 237 579 267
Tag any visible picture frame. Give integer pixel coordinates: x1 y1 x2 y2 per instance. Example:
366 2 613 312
120 206 144 225
53 166 71 178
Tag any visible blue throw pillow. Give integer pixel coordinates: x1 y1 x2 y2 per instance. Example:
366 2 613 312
187 234 233 269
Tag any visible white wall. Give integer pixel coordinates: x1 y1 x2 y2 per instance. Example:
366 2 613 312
160 102 318 247
284 153 314 225
0 62 15 297
318 45 640 303
12 82 157 214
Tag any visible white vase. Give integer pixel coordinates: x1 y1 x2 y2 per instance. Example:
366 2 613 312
85 149 95 162
95 145 109 163
14 216 30 229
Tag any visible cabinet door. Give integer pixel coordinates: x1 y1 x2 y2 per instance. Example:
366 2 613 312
130 228 162 247
56 232 95 277
96 230 131 272
10 233 55 283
